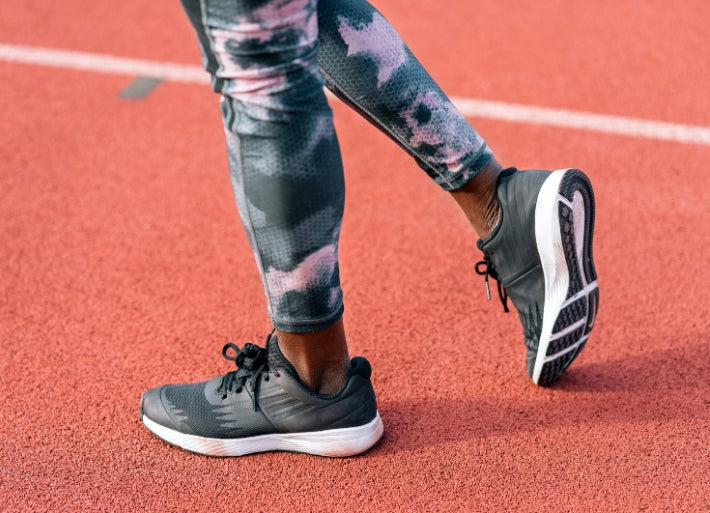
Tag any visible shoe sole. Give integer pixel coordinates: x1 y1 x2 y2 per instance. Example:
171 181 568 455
142 411 384 458
532 168 599 386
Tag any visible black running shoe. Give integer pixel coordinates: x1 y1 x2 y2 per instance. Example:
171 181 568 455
140 333 383 457
476 168 599 386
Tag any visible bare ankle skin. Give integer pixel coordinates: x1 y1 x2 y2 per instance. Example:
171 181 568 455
275 318 350 395
450 157 503 240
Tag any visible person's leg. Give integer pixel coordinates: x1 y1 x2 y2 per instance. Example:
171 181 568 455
177 0 351 393
139 0 383 458
315 0 598 385
316 0 501 238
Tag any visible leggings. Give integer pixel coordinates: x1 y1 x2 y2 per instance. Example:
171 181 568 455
179 0 492 332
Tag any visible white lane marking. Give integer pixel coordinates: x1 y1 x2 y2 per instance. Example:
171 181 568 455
451 97 710 147
0 43 210 84
3 43 710 147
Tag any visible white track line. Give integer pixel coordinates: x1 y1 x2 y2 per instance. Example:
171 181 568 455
0 43 209 84
2 43 710 147
451 97 710 147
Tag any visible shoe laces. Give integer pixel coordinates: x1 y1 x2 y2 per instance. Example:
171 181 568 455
217 334 274 411
475 254 510 313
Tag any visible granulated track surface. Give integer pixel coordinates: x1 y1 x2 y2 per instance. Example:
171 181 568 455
2 1 709 511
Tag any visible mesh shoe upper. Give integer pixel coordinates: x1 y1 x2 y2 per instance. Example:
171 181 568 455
477 168 598 385
141 334 379 440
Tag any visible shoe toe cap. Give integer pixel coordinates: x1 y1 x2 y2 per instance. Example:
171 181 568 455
140 386 183 430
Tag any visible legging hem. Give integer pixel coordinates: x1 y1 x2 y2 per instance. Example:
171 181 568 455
270 304 344 333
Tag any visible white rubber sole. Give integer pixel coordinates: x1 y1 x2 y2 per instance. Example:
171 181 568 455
532 169 598 385
142 412 384 458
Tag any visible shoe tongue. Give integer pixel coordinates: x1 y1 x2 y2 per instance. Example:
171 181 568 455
266 334 301 380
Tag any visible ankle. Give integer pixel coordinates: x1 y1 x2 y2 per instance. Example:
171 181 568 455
275 322 350 394
450 157 503 240
479 187 501 240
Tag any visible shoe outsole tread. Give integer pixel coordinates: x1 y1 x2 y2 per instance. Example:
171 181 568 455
533 168 598 386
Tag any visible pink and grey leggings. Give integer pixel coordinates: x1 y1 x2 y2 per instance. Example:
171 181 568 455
179 0 492 332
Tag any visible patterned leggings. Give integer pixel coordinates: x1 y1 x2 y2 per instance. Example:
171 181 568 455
179 0 492 332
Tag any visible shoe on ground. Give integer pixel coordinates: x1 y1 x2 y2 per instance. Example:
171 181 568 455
140 332 383 457
476 168 599 386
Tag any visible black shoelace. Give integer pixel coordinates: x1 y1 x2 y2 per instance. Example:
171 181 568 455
217 339 275 411
475 254 510 313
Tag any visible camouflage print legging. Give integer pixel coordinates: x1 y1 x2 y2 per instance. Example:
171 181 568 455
179 0 492 332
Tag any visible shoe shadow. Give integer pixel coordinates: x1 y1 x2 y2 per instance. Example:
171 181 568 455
370 341 709 455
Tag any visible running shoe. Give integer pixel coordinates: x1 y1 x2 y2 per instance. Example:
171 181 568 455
476 168 599 386
140 332 383 457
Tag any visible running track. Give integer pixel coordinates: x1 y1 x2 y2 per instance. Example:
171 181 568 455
2 1 709 511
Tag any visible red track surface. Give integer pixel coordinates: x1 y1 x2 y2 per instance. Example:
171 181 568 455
2 1 709 511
